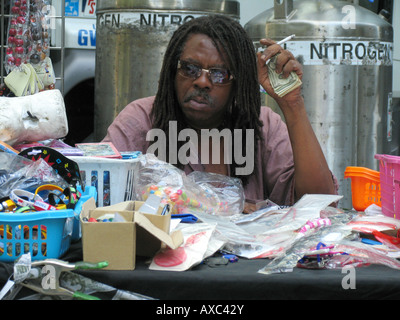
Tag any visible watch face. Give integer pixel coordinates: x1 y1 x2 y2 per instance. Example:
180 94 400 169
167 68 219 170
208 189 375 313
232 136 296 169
19 146 83 188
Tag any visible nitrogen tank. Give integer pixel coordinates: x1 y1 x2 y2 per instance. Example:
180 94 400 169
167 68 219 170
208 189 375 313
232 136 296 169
245 0 396 209
94 0 240 141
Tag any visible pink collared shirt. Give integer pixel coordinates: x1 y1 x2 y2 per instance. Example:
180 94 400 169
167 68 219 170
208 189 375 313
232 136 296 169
103 96 297 205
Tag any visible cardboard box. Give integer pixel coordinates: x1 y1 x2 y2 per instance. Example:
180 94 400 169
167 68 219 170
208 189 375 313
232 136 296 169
80 199 183 270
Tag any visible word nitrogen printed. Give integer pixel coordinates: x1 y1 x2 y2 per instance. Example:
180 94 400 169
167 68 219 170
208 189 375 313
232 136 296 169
156 304 245 317
146 121 255 176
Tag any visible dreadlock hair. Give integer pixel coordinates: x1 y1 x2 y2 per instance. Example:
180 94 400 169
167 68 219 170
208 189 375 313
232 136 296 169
150 14 264 185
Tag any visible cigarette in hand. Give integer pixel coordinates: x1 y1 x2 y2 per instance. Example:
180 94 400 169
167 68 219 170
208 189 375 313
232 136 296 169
277 34 296 46
265 34 296 65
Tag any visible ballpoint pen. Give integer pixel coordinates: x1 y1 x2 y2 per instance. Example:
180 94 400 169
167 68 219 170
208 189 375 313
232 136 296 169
161 204 170 216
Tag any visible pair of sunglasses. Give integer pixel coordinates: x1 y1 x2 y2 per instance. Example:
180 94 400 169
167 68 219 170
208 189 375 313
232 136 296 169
177 60 234 85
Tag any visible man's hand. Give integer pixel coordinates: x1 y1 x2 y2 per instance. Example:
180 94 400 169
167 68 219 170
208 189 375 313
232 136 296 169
257 39 336 201
257 38 303 106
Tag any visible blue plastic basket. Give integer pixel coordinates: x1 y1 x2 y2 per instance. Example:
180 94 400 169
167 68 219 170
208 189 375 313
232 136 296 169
71 186 97 242
0 186 96 262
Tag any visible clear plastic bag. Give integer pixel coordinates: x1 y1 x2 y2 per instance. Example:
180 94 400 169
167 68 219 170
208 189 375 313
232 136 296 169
257 209 400 275
149 223 218 271
296 239 400 271
134 154 244 216
0 152 68 199
233 194 342 236
188 171 245 216
258 224 355 275
193 194 345 260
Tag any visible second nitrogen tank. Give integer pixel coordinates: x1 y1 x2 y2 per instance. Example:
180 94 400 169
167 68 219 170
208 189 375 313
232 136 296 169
245 0 396 209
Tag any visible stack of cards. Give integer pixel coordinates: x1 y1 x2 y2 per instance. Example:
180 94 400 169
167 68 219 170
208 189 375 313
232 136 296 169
75 142 122 159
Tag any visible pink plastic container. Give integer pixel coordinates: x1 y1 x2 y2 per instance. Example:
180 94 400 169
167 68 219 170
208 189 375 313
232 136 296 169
375 154 400 219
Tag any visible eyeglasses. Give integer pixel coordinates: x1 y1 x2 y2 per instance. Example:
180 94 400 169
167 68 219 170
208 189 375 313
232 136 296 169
177 60 234 85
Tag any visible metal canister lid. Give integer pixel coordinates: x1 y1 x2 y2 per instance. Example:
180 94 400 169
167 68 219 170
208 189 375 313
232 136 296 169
97 0 240 19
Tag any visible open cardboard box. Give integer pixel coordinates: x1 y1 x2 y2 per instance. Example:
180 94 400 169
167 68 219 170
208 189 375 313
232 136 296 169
80 198 183 270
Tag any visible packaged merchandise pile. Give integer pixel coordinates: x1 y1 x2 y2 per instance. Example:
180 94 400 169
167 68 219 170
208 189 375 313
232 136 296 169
2 148 400 275
131 154 400 274
0 149 150 300
0 152 79 261
1 126 400 299
135 154 245 217
0 142 399 299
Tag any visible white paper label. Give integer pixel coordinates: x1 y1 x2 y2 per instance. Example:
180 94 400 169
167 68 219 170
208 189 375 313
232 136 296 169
97 12 205 29
256 40 393 66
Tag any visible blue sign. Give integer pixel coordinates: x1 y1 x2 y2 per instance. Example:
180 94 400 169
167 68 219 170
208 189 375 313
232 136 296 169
65 0 79 17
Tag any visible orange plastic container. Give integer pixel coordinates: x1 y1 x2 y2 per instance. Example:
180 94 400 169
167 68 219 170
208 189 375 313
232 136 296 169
344 167 381 211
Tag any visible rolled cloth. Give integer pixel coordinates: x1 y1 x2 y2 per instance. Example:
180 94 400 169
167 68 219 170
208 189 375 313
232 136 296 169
0 89 68 145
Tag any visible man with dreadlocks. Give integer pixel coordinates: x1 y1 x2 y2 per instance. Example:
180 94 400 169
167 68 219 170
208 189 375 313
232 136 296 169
102 15 337 213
